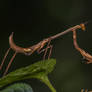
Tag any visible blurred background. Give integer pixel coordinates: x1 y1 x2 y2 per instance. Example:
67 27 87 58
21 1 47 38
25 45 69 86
0 0 92 92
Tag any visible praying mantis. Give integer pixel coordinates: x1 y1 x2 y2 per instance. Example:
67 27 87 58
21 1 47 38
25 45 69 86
0 22 88 76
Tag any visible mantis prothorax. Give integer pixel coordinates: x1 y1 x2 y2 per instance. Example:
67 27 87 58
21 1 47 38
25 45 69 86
0 22 87 76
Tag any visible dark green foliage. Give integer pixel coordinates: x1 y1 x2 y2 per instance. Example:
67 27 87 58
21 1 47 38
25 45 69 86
0 83 33 92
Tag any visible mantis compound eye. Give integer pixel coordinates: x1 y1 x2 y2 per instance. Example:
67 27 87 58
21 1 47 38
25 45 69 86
23 48 35 56
23 48 32 55
80 24 86 31
23 48 32 52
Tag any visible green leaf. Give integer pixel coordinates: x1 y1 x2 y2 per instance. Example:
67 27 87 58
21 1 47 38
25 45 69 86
0 59 56 92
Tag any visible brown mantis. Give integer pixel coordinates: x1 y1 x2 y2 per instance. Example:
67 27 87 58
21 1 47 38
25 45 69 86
0 22 87 76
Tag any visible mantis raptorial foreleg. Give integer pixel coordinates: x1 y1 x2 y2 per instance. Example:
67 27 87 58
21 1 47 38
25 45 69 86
37 39 53 60
72 29 92 64
37 45 53 60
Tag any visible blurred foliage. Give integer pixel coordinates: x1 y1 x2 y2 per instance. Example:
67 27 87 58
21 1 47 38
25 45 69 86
0 83 33 92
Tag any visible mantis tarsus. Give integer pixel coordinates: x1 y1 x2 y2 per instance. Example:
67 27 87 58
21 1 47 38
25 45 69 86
81 89 88 92
0 22 87 76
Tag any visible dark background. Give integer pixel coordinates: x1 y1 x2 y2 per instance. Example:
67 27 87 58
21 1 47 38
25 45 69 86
0 0 92 92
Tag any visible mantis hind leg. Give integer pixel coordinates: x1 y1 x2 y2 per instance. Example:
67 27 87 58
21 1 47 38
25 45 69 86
0 48 11 70
3 52 17 76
